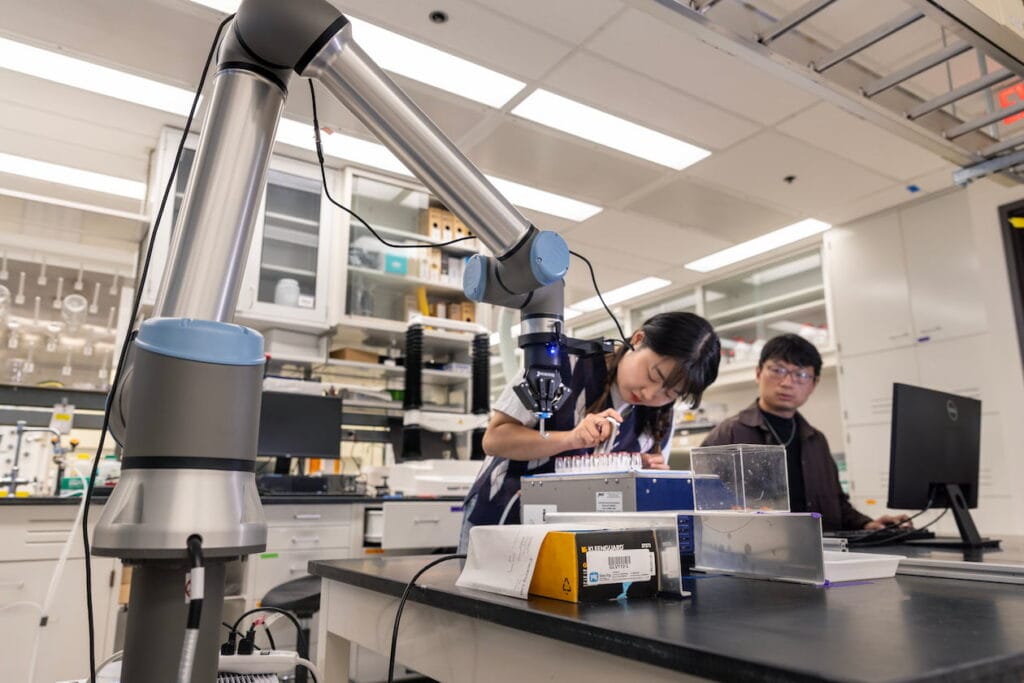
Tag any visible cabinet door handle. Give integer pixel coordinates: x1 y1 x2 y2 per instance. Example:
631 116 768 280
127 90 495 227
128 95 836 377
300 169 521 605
888 332 909 340
293 513 321 520
919 326 942 334
290 536 321 544
288 566 309 574
0 581 25 591
413 518 440 524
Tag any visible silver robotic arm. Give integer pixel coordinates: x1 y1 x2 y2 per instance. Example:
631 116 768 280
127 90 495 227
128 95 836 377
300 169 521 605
95 3 572 680
156 0 573 419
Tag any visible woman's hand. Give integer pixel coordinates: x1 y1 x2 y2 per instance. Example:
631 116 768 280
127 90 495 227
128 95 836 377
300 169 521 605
569 409 622 450
641 453 669 470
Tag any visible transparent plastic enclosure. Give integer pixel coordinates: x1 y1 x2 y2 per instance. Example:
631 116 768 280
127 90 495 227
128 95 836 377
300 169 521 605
690 444 790 511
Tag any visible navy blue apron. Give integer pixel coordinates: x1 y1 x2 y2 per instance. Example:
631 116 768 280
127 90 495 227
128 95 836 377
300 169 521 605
464 353 671 528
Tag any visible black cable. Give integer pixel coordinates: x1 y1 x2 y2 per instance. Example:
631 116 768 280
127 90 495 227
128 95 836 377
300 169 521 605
231 607 306 654
221 621 243 638
568 250 630 347
307 80 476 250
80 14 235 683
388 554 465 683
851 492 937 543
851 507 949 548
263 624 277 651
184 535 204 630
298 661 319 683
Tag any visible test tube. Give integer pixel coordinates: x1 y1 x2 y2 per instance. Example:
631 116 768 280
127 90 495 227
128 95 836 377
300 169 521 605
61 350 72 377
109 271 119 296
37 258 47 286
24 347 34 374
7 321 19 349
53 277 64 309
74 264 84 291
106 306 116 333
89 282 101 314
0 251 8 280
631 454 642 471
15 272 25 305
32 296 40 324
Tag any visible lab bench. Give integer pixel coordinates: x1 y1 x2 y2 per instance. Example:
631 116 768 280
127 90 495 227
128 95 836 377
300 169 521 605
310 547 1024 682
0 493 464 682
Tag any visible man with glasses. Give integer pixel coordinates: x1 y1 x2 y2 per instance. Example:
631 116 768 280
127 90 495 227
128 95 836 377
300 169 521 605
701 334 908 531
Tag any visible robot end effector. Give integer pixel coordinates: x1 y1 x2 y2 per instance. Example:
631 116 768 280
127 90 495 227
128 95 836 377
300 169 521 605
462 228 574 424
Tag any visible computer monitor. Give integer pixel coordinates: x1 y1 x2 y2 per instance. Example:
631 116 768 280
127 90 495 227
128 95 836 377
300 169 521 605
888 383 997 549
257 391 342 461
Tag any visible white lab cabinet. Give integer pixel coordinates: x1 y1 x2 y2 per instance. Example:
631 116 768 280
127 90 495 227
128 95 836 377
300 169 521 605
825 213 914 356
836 346 919 427
0 504 118 683
843 422 892 504
899 191 988 343
913 332 993 403
237 156 338 326
142 128 338 328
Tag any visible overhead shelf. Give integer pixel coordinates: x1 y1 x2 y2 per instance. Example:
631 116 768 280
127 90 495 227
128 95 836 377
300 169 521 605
347 266 464 295
317 358 471 386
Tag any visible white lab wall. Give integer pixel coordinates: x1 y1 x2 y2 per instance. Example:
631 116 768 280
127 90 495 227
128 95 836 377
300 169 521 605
826 181 1024 536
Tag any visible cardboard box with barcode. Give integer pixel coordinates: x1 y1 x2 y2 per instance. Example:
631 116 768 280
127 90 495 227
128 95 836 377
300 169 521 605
529 529 658 603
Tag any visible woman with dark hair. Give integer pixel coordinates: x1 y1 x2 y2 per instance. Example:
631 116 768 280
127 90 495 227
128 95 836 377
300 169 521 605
459 312 721 548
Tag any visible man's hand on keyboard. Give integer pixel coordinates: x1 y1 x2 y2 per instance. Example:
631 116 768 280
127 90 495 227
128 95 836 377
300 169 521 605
864 514 913 530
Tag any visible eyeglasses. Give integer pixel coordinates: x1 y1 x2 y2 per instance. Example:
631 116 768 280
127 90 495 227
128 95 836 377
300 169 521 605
763 364 815 385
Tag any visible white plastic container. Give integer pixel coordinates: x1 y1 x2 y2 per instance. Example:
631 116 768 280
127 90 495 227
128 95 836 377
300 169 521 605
274 278 300 306
823 551 903 583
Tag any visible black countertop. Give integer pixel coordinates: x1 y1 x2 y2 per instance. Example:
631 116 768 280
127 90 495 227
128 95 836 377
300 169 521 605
310 555 1024 683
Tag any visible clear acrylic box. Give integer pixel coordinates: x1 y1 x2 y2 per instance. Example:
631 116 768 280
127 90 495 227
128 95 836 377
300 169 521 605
690 444 790 511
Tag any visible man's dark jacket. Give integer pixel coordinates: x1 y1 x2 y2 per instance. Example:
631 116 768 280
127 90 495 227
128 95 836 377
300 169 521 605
701 400 871 531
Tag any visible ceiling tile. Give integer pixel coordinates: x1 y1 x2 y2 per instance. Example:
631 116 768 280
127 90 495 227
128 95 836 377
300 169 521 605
587 8 818 125
468 120 665 204
563 210 731 267
818 164 957 226
0 76 159 181
2 0 213 91
624 176 800 243
0 173 143 215
776 102 948 181
686 130 894 215
336 0 574 81
541 51 760 151
468 0 624 44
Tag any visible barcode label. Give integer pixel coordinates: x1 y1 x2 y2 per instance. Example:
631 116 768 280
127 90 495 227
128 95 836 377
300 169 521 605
584 548 654 586
608 555 631 570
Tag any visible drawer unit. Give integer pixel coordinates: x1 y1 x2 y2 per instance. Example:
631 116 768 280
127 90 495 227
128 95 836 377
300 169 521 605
265 524 352 552
0 505 96 562
262 504 355 526
379 501 462 550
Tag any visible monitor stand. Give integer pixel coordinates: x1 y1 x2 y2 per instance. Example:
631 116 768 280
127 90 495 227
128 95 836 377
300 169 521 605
904 483 1001 550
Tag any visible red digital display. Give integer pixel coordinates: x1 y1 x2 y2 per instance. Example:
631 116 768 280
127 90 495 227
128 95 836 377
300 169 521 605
997 82 1024 125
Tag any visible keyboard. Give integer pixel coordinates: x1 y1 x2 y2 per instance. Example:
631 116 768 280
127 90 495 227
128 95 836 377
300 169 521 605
824 527 936 545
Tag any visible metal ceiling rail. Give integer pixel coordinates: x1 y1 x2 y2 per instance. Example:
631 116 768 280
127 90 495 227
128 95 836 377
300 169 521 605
757 0 837 45
982 131 1024 157
674 0 1024 184
861 41 972 98
946 99 1024 139
906 68 1014 120
812 9 925 73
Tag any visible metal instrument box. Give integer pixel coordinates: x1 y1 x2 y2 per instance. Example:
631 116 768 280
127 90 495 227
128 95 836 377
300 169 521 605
520 470 696 523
